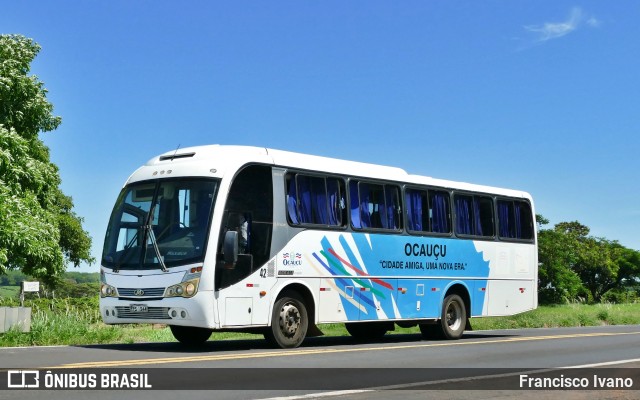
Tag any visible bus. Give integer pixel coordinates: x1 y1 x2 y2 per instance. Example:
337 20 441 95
100 145 537 348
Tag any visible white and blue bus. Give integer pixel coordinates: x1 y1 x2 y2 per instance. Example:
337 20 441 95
100 145 537 348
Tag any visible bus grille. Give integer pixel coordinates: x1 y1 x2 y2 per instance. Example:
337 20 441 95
115 306 171 319
117 287 166 297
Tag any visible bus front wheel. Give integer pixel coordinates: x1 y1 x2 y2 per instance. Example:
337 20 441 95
170 325 212 346
264 293 308 349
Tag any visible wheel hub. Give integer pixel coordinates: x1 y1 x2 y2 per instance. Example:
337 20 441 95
280 303 300 335
446 302 462 330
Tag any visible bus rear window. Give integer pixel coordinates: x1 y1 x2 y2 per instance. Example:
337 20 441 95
497 200 534 240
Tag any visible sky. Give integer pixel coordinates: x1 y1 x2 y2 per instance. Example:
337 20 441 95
2 1 639 273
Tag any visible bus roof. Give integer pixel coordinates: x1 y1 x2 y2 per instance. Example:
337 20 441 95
135 144 531 200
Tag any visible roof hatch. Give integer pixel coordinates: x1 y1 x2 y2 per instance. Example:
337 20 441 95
159 152 196 161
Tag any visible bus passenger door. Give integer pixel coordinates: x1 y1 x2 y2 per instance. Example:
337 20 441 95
215 164 274 327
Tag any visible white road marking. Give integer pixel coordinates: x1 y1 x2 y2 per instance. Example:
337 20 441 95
254 358 640 400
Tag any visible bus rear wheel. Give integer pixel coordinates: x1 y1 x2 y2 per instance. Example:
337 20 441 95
420 294 466 340
264 293 308 348
170 325 212 346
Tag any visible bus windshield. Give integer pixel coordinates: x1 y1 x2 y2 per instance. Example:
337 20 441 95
102 178 219 271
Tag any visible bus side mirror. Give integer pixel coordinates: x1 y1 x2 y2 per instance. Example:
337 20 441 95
223 230 239 266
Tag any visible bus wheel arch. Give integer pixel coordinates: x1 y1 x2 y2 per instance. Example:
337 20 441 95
420 283 470 340
264 283 316 348
444 283 471 321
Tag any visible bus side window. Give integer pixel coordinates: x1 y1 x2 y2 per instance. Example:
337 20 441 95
406 188 427 232
498 200 534 240
351 181 401 231
406 188 451 235
429 190 451 234
454 194 494 237
287 173 345 228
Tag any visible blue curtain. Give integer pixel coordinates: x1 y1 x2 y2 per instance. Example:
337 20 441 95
498 201 530 239
431 192 449 233
385 189 399 229
310 178 328 224
455 197 472 235
327 179 340 226
514 202 523 239
405 190 422 231
298 176 312 223
291 176 342 226
473 198 483 236
498 201 511 237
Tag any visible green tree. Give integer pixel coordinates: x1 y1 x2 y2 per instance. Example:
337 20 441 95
576 239 640 303
0 270 26 286
0 34 93 285
49 279 100 298
572 236 614 303
64 271 100 284
538 216 640 303
610 243 640 293
537 219 586 303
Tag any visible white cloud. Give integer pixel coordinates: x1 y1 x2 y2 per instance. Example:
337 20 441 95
586 17 601 28
524 7 600 44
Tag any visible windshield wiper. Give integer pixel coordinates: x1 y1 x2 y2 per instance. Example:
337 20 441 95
145 224 168 272
139 186 168 273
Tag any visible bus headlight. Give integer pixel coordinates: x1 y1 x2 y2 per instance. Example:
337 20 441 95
100 284 118 298
185 282 197 296
165 278 200 298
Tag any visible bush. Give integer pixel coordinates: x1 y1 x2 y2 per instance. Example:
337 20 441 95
596 309 609 322
601 289 638 304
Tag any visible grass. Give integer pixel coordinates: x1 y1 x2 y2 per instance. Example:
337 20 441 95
470 303 640 330
1 300 639 347
0 286 19 298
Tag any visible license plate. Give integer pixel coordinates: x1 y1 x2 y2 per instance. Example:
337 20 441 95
130 304 148 313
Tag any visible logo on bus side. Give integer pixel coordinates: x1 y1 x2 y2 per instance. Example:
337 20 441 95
404 243 447 260
282 252 302 267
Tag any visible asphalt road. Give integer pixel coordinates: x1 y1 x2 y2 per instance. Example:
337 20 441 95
1 325 639 400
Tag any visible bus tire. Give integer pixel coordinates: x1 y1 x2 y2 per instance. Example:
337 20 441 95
345 321 389 341
264 293 308 349
437 294 467 339
170 325 212 346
